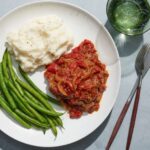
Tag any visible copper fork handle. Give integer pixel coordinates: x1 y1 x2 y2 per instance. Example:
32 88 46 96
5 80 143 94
106 100 131 150
126 76 142 150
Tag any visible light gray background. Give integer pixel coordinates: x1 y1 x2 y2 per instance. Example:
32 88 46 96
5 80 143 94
0 0 150 150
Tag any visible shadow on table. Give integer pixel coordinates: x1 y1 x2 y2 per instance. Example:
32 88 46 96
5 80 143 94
104 21 143 57
104 21 144 77
0 113 111 150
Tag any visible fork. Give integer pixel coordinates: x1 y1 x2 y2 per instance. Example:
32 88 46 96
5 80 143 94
106 44 150 150
126 44 150 150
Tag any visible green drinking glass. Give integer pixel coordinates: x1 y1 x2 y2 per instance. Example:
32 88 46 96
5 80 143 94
106 0 150 35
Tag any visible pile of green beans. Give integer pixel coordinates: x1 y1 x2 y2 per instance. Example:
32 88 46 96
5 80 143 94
0 50 64 136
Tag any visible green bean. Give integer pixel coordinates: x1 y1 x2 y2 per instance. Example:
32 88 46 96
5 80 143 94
6 79 47 122
6 80 48 122
56 117 63 127
7 52 62 129
7 70 62 126
25 92 60 128
25 91 61 132
24 94 47 123
17 57 63 127
19 66 60 105
17 78 56 111
0 95 31 128
25 91 63 127
27 104 47 123
42 129 47 134
47 118 57 137
0 63 16 109
7 51 24 96
2 51 9 79
0 51 63 135
32 125 47 131
25 91 55 126
6 79 36 118
25 91 62 126
49 117 59 126
15 109 50 128
26 98 63 116
25 91 42 105
10 91 32 117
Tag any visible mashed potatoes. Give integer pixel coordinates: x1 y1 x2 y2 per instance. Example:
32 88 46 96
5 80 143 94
7 15 73 72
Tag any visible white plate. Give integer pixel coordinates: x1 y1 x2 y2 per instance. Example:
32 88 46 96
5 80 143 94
0 1 121 147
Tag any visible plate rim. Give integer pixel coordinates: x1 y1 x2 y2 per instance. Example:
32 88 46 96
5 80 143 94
0 0 121 147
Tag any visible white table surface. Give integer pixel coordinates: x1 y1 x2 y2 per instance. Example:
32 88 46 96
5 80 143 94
0 0 150 150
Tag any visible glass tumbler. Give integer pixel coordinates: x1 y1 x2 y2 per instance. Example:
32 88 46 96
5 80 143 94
106 0 150 35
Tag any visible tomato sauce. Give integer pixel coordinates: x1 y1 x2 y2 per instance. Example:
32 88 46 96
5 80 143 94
45 40 109 118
